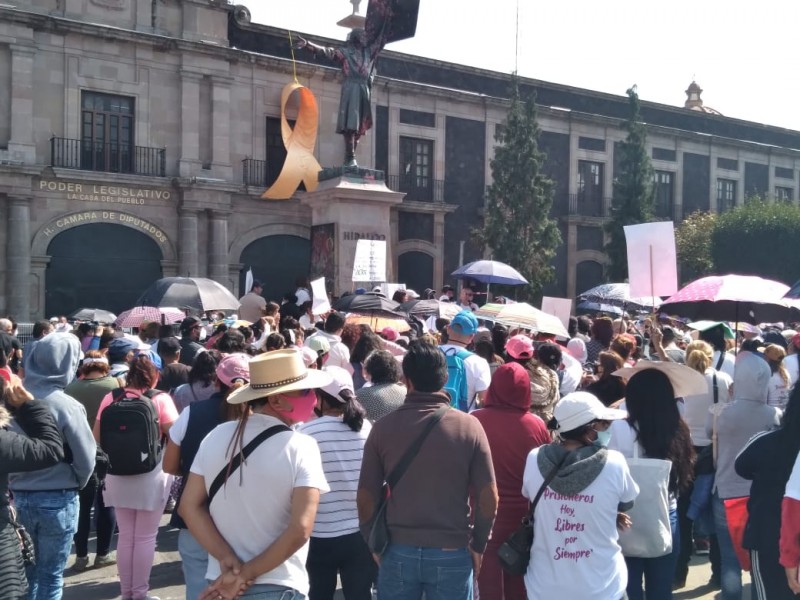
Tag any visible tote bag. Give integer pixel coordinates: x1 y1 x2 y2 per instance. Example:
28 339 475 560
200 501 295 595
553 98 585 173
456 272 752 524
618 443 673 558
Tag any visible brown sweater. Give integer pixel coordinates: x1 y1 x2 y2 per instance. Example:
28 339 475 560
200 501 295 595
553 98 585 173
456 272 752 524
357 391 498 553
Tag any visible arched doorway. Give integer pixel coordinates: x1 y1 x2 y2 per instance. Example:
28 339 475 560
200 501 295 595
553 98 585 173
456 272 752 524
575 260 605 296
397 251 434 294
239 235 311 303
46 223 163 317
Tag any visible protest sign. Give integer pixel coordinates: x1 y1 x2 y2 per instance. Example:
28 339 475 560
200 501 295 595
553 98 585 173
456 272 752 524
541 296 573 329
352 239 387 283
624 222 678 299
310 277 331 315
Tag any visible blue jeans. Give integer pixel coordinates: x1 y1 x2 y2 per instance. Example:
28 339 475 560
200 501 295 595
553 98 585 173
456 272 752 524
713 492 742 600
179 529 208 600
207 583 301 599
625 507 679 600
13 490 79 600
377 545 473 600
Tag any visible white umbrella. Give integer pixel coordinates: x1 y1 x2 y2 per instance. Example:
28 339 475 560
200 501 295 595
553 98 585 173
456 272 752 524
495 303 570 338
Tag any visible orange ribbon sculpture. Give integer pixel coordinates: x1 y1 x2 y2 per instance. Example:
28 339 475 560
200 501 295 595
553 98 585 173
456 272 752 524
262 82 321 200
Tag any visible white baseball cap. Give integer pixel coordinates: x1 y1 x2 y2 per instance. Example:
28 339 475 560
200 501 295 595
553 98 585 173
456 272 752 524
319 365 355 403
553 392 627 433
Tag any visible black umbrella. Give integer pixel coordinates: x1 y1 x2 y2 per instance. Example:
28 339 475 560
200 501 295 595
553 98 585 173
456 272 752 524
397 299 461 320
69 308 117 323
136 277 240 313
332 293 400 317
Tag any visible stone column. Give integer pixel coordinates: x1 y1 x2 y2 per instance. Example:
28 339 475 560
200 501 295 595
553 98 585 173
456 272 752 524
6 195 32 321
9 45 36 162
211 76 232 178
433 211 446 289
179 70 202 176
207 210 230 287
178 207 199 277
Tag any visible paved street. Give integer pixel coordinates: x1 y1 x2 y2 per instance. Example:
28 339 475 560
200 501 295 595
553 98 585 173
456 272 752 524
62 515 751 600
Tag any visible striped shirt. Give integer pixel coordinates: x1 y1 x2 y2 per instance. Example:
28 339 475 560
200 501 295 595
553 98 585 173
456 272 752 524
298 415 372 538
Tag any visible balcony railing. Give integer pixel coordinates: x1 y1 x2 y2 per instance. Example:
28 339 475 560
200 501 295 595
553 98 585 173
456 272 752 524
242 158 267 187
568 193 612 217
387 174 445 203
50 137 166 177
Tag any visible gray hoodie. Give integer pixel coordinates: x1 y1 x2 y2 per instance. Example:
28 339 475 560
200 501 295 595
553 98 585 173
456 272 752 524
10 333 96 491
707 351 781 499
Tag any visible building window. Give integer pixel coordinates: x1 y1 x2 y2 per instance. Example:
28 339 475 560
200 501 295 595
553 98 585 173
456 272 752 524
652 147 677 162
81 91 134 173
578 136 606 152
399 136 433 201
776 186 794 202
654 171 674 218
717 157 738 171
775 166 794 180
717 179 737 212
577 160 604 216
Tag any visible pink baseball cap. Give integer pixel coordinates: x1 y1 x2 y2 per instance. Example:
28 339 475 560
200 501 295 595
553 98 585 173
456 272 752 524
216 353 250 387
381 327 400 342
505 334 534 360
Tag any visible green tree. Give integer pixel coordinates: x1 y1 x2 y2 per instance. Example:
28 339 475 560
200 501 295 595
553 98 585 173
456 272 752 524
604 86 656 281
712 198 800 284
477 76 561 300
675 210 717 283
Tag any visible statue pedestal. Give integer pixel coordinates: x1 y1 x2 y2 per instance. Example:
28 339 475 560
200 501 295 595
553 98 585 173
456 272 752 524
302 169 404 296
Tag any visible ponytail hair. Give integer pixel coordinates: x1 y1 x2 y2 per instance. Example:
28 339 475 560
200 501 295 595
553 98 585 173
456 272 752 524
318 388 366 432
685 340 713 374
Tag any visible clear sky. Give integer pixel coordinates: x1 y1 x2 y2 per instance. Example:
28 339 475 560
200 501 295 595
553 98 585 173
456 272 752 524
247 0 800 131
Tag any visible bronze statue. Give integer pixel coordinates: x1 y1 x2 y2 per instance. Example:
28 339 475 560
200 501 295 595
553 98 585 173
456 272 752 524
295 0 420 168
295 29 383 167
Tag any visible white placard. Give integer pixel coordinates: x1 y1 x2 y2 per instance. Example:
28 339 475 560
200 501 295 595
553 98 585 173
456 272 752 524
310 277 331 315
624 222 678 298
381 283 403 299
541 296 573 329
352 239 387 283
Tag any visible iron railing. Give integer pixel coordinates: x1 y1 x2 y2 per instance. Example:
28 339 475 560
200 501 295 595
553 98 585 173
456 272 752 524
50 137 166 177
242 158 268 187
568 193 612 217
387 174 445 203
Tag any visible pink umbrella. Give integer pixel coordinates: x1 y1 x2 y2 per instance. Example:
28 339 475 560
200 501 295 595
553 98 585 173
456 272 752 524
114 306 185 328
659 274 797 324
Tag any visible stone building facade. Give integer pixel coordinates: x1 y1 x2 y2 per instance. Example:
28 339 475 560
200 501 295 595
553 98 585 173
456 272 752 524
2 0 800 320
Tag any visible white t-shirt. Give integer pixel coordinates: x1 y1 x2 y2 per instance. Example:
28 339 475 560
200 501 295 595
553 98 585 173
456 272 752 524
682 368 733 446
608 420 677 510
713 351 736 379
522 447 639 600
190 414 329 593
169 405 191 444
299 314 315 331
439 344 491 409
297 416 372 538
559 353 582 396
785 354 799 389
767 371 791 409
295 288 311 306
457 301 478 312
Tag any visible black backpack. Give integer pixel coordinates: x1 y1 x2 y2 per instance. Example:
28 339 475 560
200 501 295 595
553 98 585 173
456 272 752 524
100 388 162 476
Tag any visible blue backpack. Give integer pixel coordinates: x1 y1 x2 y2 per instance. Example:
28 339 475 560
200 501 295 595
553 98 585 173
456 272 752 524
441 346 473 412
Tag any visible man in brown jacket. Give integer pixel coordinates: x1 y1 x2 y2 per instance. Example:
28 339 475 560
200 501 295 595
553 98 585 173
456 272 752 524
358 340 498 600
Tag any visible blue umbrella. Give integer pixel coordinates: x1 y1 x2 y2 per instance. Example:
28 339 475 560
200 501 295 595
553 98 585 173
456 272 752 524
451 260 528 286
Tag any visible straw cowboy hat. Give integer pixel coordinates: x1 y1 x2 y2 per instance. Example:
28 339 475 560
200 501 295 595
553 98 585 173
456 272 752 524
227 349 332 405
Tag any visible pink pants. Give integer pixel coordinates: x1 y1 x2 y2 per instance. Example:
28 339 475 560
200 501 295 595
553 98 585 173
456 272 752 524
115 506 164 600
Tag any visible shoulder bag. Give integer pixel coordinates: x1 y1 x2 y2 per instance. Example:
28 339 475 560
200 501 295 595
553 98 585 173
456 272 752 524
695 372 718 475
498 451 569 575
618 442 673 558
208 424 290 504
8 505 35 567
367 404 449 555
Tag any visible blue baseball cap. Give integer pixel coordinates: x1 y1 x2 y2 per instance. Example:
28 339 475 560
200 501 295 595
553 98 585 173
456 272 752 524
450 310 479 336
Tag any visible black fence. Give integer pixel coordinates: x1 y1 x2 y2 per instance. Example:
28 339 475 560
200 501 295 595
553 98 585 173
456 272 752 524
387 174 445 203
50 137 166 177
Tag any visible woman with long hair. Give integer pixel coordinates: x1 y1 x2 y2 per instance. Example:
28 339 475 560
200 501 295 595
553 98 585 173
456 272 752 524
472 363 550 600
349 332 382 390
172 350 221 412
609 368 696 600
298 367 375 600
585 317 614 364
737 383 800 599
163 353 249 600
675 340 732 588
64 351 121 571
92 355 178 600
178 349 331 599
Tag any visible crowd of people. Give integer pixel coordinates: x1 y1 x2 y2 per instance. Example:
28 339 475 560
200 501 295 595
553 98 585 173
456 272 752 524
2 280 800 600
